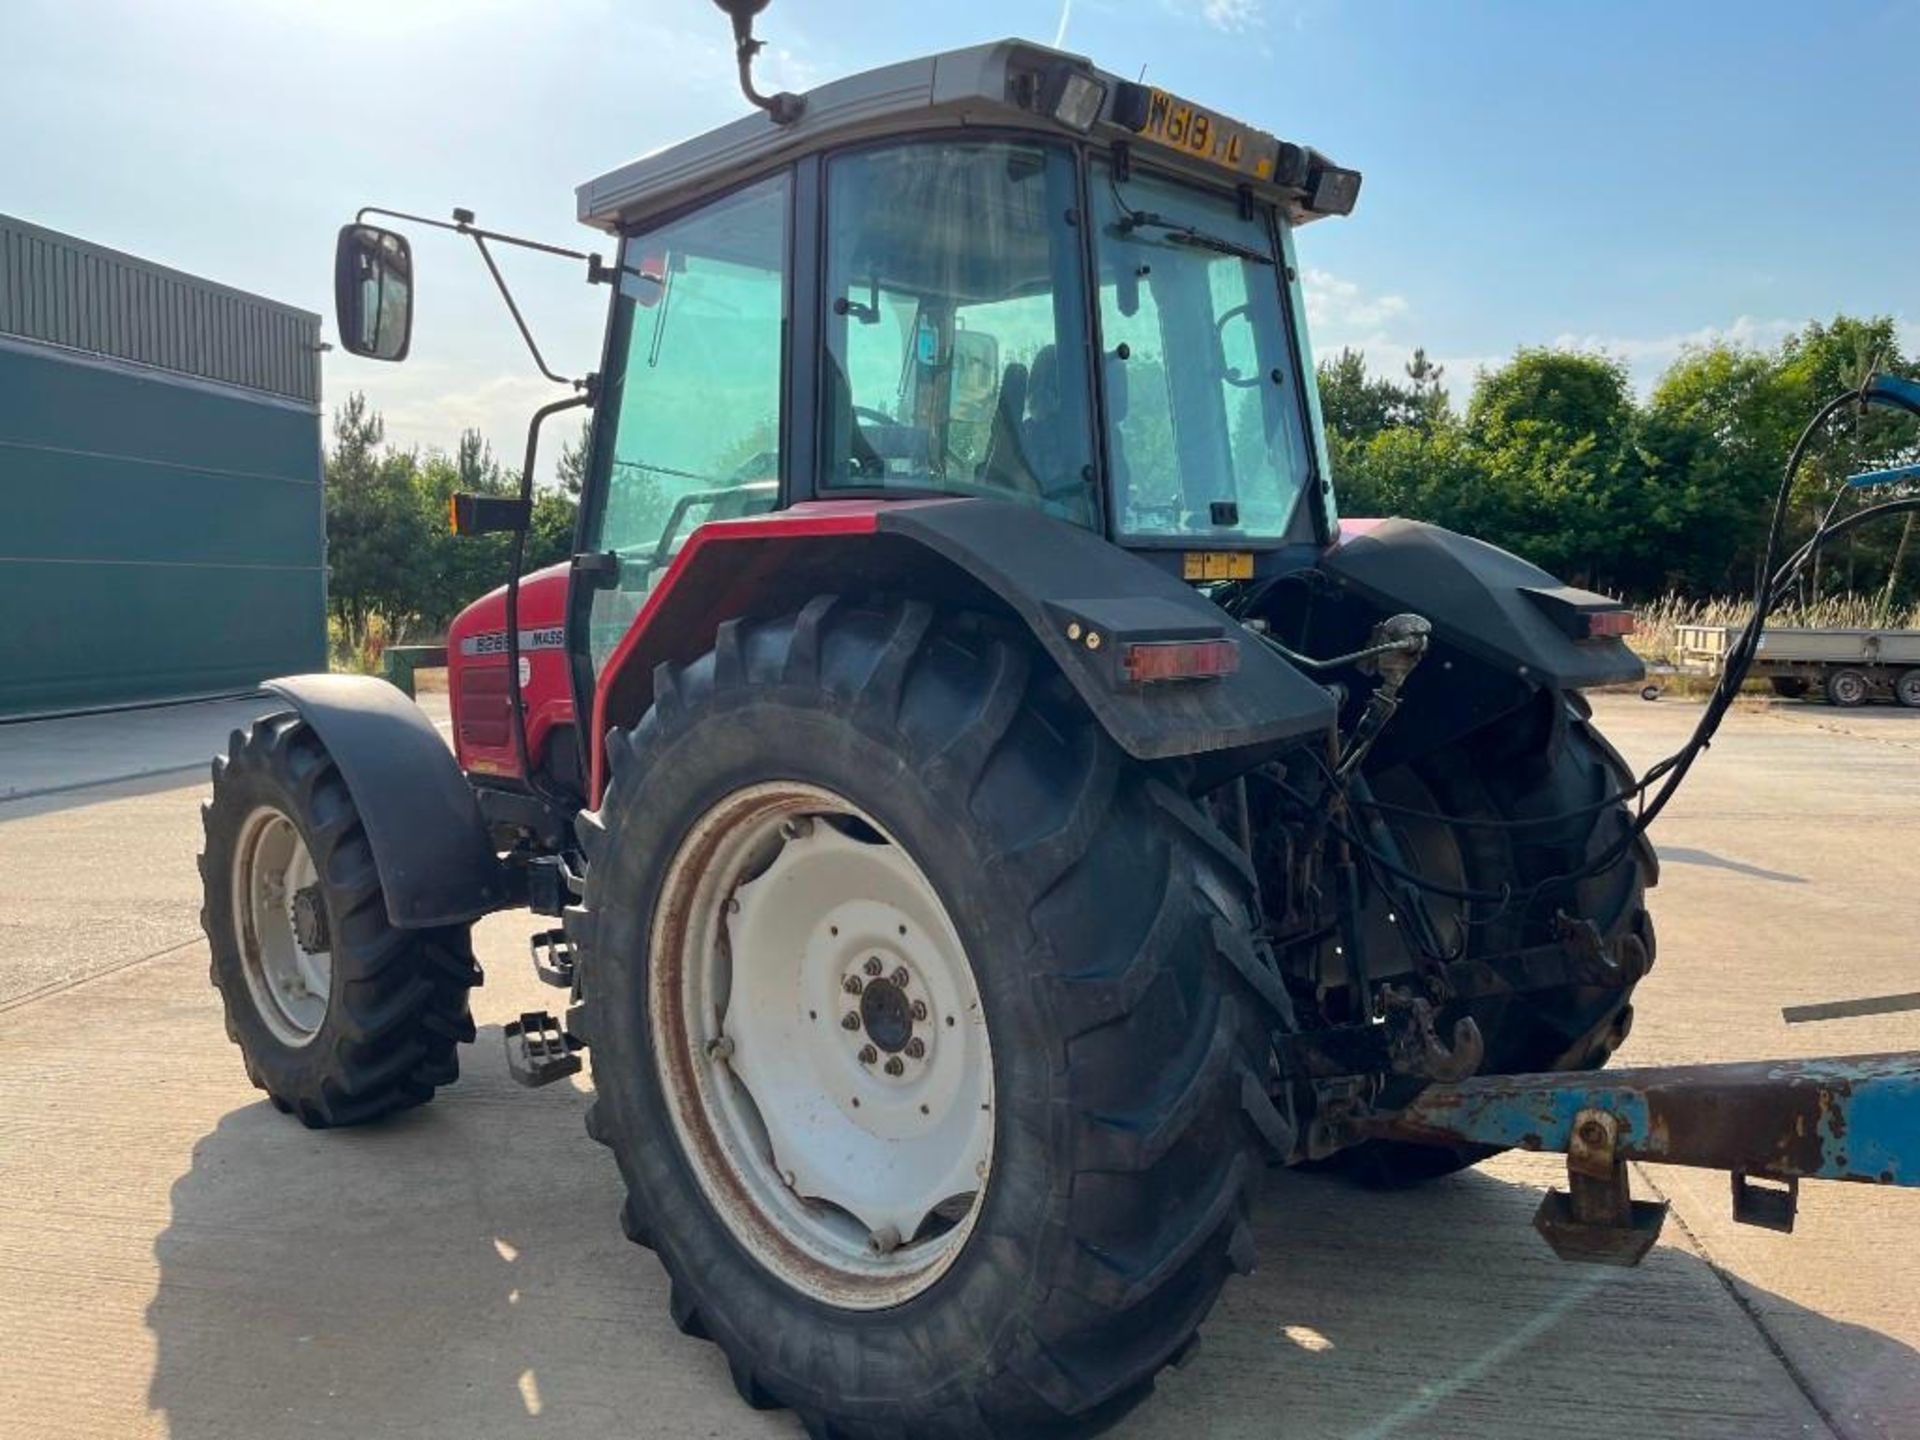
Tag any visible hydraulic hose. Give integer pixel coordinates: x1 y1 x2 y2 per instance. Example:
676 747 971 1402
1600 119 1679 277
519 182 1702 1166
1334 379 1919 914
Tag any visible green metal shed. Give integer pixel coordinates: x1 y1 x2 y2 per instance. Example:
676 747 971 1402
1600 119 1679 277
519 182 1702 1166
0 213 326 718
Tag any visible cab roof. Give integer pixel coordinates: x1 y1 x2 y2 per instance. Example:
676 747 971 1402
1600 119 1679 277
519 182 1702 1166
577 38 1358 236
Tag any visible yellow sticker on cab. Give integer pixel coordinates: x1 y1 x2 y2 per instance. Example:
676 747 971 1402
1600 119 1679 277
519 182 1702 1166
1182 551 1254 581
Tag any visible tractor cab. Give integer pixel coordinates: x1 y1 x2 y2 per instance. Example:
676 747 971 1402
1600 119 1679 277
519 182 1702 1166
573 37 1359 621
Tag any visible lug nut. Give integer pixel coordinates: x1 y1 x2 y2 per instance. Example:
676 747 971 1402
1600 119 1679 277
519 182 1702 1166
910 1000 928 1021
858 1045 878 1065
780 816 814 841
904 1037 926 1059
706 1036 735 1062
883 1056 905 1077
841 1013 861 1031
843 975 864 994
892 967 911 988
864 957 883 978
867 1225 902 1256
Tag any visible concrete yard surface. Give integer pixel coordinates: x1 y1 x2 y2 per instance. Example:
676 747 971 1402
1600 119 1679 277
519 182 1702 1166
1 692 1917 1438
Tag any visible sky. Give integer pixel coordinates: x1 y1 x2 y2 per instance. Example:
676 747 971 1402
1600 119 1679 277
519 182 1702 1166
5 0 1916 478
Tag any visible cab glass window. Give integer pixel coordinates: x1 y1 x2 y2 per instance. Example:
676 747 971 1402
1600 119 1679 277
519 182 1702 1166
821 140 1097 528
1091 161 1312 543
585 173 788 669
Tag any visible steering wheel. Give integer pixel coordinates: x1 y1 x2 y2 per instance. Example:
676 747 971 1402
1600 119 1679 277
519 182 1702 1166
1213 303 1263 389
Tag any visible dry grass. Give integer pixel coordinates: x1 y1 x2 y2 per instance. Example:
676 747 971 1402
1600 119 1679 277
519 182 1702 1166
1628 593 1920 667
327 614 395 675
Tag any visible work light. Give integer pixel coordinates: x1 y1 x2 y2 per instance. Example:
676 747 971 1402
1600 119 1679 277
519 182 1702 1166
1043 66 1108 132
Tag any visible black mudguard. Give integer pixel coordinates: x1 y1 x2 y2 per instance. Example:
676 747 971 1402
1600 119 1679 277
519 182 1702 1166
879 500 1335 761
262 674 506 928
1320 519 1644 690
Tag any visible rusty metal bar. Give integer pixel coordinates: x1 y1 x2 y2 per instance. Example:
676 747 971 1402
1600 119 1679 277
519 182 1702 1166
1367 1052 1920 1186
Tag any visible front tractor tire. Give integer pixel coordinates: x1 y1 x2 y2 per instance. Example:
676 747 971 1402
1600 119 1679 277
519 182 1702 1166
570 597 1294 1439
199 714 482 1128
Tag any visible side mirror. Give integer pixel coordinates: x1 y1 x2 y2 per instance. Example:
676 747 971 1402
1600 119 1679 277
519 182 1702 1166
334 224 414 361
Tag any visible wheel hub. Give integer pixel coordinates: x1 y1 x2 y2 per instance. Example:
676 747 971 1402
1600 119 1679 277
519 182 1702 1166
231 807 331 1046
857 975 914 1053
290 883 331 954
649 783 993 1309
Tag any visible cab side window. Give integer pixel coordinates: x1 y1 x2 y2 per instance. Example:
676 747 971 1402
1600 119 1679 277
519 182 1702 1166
585 173 789 669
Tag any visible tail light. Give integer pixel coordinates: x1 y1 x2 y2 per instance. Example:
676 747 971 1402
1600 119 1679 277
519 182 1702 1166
1121 638 1241 685
1585 610 1636 639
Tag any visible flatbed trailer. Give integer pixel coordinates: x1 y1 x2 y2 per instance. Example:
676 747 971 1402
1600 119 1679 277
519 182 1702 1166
1676 622 1920 707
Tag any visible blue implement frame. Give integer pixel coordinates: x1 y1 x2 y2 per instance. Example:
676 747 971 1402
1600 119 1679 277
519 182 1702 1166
1359 1052 1920 1264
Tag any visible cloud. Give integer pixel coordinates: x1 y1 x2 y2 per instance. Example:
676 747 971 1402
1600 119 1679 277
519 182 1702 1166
329 362 578 482
1298 269 1498 399
1302 268 1409 334
1545 315 1798 377
1201 0 1262 28
1162 0 1265 32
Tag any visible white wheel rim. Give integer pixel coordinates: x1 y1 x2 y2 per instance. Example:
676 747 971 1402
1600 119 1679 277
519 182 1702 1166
231 806 332 1046
650 782 994 1309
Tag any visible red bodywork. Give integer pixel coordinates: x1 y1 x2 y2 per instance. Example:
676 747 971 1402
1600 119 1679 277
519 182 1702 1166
445 561 576 781
442 501 898 802
444 499 1370 806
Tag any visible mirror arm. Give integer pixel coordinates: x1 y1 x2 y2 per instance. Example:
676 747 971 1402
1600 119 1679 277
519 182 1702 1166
351 205 651 386
355 205 594 265
467 231 578 389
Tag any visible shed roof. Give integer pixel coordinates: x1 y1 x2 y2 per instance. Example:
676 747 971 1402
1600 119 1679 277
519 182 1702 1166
0 213 322 406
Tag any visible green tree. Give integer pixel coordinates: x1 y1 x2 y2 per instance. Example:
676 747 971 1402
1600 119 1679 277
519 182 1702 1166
556 417 593 496
324 393 430 646
1402 347 1450 428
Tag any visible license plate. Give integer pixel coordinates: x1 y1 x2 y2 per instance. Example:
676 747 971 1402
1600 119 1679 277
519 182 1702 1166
1182 551 1254 581
1135 89 1277 181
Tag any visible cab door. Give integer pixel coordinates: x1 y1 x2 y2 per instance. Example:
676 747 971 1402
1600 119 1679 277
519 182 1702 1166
576 172 792 677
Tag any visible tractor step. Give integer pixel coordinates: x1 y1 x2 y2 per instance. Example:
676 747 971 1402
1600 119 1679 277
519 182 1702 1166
530 928 576 989
502 1010 584 1088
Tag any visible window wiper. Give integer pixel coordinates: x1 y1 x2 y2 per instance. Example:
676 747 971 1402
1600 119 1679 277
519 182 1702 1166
1117 211 1274 267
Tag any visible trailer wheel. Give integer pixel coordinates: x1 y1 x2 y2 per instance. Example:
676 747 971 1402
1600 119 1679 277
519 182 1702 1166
199 714 481 1128
1826 668 1871 708
1329 694 1655 1187
1896 670 1920 709
571 598 1289 1438
1769 676 1810 699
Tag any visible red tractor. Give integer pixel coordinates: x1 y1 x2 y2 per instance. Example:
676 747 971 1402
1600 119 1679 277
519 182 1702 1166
203 7 1667 1434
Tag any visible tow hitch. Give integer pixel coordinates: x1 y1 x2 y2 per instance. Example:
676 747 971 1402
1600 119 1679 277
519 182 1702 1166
1356 1052 1920 1265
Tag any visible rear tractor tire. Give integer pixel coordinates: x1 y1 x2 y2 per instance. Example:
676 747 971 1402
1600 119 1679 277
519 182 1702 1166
1331 694 1656 1187
1896 669 1920 710
199 714 482 1128
569 597 1295 1438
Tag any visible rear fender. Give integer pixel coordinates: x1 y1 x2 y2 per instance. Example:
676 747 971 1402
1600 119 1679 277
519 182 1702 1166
1322 519 1644 690
262 674 507 928
588 498 1336 802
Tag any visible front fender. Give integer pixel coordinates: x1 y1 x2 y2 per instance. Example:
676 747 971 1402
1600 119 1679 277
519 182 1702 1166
262 674 506 928
1321 519 1644 690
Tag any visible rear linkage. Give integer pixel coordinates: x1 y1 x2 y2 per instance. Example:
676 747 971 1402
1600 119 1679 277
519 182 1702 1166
1238 608 1920 1267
